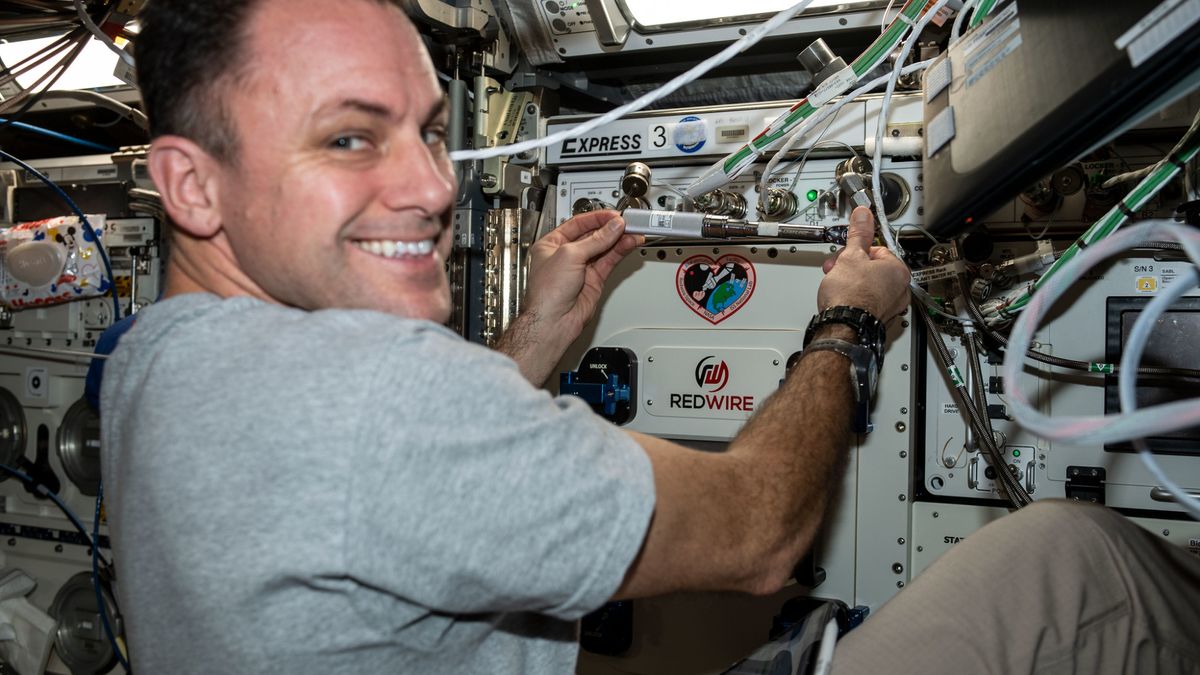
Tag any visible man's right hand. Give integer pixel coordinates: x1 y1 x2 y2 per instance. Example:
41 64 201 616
817 206 911 322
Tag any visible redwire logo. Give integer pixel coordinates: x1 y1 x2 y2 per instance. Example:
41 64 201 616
694 355 730 393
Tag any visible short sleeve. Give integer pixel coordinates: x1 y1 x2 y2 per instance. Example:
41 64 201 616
345 324 655 621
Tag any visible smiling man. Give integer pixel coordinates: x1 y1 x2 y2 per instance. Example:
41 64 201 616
100 1 1200 674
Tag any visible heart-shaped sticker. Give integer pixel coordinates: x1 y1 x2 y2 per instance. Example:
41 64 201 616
676 255 756 324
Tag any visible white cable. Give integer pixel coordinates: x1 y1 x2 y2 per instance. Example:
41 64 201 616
1118 265 1200 520
880 0 900 33
874 0 954 258
950 0 979 44
758 59 933 196
1002 221 1200 446
811 617 840 675
448 0 819 162
73 0 135 68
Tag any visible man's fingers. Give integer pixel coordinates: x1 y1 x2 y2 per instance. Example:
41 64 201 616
550 209 621 242
822 249 843 274
566 216 626 262
845 206 876 253
591 233 641 282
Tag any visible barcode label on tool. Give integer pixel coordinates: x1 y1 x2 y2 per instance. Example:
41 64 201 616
650 212 674 230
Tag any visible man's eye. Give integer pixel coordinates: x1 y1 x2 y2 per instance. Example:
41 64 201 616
330 135 371 151
423 127 447 146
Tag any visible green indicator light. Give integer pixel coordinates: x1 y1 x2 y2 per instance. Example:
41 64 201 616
1012 449 1021 458
806 189 818 202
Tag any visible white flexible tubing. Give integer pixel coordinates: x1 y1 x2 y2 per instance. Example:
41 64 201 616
1001 221 1200 445
949 0 979 45
757 59 932 197
873 0 953 261
448 0 818 162
1119 265 1200 520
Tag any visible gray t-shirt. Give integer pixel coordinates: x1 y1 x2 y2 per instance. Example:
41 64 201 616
100 293 655 674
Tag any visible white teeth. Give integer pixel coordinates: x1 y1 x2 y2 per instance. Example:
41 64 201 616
353 239 436 259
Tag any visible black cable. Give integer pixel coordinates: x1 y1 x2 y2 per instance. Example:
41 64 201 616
957 276 1200 379
919 306 1032 508
0 463 111 566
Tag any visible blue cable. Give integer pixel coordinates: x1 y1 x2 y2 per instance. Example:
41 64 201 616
0 117 117 153
0 463 107 562
0 149 121 321
0 463 127 670
94 481 131 673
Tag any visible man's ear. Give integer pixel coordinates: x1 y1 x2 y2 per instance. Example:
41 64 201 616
148 136 226 239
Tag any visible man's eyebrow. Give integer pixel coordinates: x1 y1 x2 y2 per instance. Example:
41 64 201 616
315 97 449 124
315 99 394 120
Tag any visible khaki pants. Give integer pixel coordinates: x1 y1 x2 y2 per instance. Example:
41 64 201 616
832 500 1200 674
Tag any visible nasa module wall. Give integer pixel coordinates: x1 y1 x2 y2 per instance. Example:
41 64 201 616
0 149 163 675
545 93 925 673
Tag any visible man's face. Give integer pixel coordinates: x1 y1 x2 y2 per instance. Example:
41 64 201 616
214 0 456 322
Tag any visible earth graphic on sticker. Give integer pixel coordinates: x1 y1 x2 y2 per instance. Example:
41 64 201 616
676 255 756 324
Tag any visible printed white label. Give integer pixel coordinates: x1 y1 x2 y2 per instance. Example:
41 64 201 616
25 367 48 400
912 260 966 285
943 403 959 415
807 66 859 107
650 212 674 230
716 124 750 143
1118 0 1200 68
648 123 674 150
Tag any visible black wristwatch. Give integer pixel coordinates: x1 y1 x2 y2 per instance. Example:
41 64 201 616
804 306 886 366
803 338 878 434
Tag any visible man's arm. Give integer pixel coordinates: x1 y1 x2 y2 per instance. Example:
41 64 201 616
616 206 911 598
495 210 641 386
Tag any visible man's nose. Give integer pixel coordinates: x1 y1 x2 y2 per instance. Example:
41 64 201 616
379 138 456 217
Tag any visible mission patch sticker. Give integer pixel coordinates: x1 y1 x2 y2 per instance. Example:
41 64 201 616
676 255 756 324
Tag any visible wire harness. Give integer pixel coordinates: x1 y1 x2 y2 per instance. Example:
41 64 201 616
1001 220 1200 519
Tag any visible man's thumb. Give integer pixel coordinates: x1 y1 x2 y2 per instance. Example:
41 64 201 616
846 206 875 252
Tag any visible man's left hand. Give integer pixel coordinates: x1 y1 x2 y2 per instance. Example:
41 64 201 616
496 209 643 386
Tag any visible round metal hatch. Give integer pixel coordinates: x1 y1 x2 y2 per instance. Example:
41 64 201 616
49 572 116 675
0 387 27 475
57 398 102 496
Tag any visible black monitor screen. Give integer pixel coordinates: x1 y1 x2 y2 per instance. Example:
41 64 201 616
1105 297 1200 455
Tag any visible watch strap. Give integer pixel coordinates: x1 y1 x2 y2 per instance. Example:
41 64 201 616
803 338 877 433
804 306 886 365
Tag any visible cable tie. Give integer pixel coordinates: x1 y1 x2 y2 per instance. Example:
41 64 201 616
1074 237 1089 250
895 12 918 27
1117 201 1138 219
